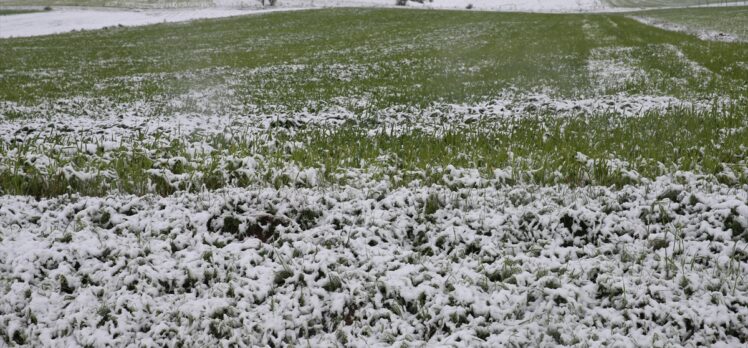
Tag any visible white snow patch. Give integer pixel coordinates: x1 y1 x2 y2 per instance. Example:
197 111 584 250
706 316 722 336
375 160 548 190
630 15 744 43
0 7 305 38
587 46 647 92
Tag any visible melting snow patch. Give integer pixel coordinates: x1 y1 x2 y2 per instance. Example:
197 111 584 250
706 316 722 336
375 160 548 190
587 47 648 93
630 16 743 43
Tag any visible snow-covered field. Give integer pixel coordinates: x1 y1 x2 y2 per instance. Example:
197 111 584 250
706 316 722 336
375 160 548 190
1 7 747 347
1 174 747 346
1 96 746 346
630 15 744 42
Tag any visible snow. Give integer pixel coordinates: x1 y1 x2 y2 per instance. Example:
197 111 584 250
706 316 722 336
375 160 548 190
587 46 647 92
630 15 745 43
1 2 747 345
0 173 745 345
0 93 744 344
0 92 731 137
0 7 304 38
0 0 619 39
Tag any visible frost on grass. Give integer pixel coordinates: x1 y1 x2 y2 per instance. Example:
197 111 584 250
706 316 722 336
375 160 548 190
1 95 744 196
0 90 729 124
658 44 711 76
0 173 747 346
586 43 727 96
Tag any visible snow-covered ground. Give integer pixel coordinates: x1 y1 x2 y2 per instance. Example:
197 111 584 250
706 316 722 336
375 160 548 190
0 92 729 129
1 173 746 346
0 7 306 38
1 3 747 346
1 105 746 345
0 0 619 38
630 15 746 43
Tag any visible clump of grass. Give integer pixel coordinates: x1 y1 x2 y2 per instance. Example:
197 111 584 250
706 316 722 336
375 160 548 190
296 208 321 230
0 9 41 15
274 269 293 286
57 233 73 243
724 210 746 241
221 216 241 234
97 305 113 327
58 275 75 294
323 274 343 292
424 192 441 217
11 330 26 345
650 238 670 250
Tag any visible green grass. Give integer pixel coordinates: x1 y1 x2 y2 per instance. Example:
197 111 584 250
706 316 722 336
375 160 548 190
285 106 748 186
634 6 748 40
1 9 746 111
0 9 43 15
